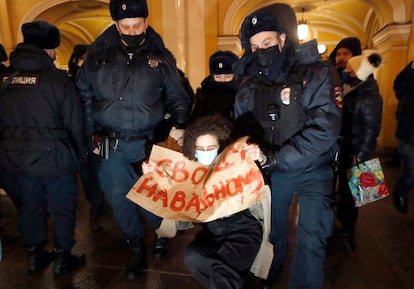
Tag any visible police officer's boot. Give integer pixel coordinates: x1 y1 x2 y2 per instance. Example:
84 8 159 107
152 237 169 259
53 249 86 276
393 193 408 214
125 238 147 280
26 245 54 273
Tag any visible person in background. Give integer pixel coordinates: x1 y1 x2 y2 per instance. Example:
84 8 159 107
0 21 87 275
75 0 192 280
68 44 89 79
234 8 342 289
0 43 7 264
336 50 383 250
392 60 414 214
68 44 106 232
191 50 239 120
329 37 362 80
142 114 265 289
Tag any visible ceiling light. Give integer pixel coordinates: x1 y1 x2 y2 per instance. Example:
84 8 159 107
297 8 309 41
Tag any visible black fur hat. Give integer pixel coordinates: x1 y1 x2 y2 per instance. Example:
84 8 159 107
0 44 7 62
240 10 284 52
110 0 148 21
209 50 239 75
22 21 60 49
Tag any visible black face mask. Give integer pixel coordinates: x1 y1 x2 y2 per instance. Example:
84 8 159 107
209 79 238 92
120 32 146 48
255 45 281 67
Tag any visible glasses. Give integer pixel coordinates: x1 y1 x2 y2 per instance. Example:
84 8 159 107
195 145 219 152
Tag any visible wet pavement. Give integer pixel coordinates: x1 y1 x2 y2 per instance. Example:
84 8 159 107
0 152 413 289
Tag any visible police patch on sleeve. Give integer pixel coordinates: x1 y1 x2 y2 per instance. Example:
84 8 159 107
334 86 343 108
2 73 40 87
280 87 291 105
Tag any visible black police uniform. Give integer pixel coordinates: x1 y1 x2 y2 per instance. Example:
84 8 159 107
234 13 342 288
75 24 191 257
0 43 87 254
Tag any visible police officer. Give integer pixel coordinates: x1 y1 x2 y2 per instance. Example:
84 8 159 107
234 7 342 289
329 37 362 80
0 21 87 275
75 0 192 280
191 50 239 120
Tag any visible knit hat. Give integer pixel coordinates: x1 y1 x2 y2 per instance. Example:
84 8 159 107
329 37 362 61
0 44 7 62
209 50 239 75
110 0 148 21
22 21 60 49
240 10 284 52
348 50 382 81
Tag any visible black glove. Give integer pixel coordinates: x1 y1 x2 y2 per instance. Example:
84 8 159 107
260 149 278 174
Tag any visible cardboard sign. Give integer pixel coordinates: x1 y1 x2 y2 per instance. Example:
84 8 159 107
126 137 266 222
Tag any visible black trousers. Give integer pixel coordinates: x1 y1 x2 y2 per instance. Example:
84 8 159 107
7 174 78 251
184 210 262 289
337 153 358 233
79 153 105 222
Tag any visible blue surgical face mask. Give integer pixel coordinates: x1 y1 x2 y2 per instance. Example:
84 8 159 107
195 149 219 166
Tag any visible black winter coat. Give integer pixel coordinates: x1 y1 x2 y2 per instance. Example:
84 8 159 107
394 61 414 144
340 76 383 162
0 43 87 175
235 47 342 173
75 25 191 143
191 76 239 120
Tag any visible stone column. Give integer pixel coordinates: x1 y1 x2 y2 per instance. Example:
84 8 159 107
372 23 412 149
161 0 206 89
0 0 13 56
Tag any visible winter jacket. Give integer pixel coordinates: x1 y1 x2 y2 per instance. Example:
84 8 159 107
340 76 383 162
75 25 191 144
0 43 87 175
191 76 239 120
394 61 414 144
235 43 342 173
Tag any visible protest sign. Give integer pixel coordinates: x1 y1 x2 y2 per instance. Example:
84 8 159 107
126 137 266 222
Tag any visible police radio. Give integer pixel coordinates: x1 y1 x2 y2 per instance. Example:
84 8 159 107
267 103 280 121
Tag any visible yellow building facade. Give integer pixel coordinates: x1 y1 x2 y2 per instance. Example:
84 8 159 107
0 0 413 150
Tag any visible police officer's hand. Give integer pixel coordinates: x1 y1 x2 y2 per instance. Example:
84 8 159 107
242 143 266 164
142 161 155 175
169 127 185 146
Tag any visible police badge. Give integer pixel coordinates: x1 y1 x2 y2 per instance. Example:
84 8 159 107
280 87 291 105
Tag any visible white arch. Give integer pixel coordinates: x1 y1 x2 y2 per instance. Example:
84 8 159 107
18 0 109 42
223 0 407 36
389 0 406 23
64 21 95 43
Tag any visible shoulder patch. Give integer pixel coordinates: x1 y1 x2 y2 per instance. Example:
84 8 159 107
280 87 291 105
334 85 343 108
2 73 40 88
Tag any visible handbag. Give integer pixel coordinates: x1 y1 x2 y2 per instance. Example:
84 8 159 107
347 157 390 207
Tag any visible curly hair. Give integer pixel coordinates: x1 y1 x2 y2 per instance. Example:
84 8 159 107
183 115 234 161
